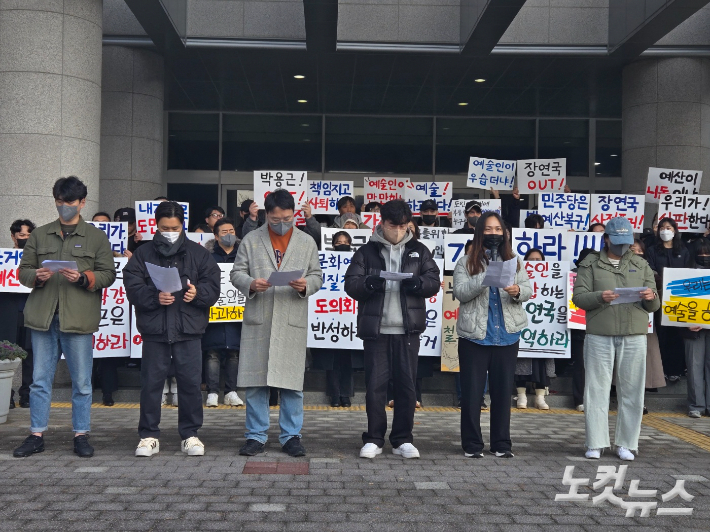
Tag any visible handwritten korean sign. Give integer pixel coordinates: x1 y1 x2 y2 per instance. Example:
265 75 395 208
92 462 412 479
364 177 409 204
468 157 515 191
646 167 702 204
209 263 245 323
253 170 308 226
517 159 566 193
307 180 354 215
404 181 453 215
538 193 590 231
0 248 29 293
135 201 189 240
589 194 645 231
89 222 128 255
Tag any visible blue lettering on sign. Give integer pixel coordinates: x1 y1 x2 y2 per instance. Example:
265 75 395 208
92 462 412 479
666 276 710 297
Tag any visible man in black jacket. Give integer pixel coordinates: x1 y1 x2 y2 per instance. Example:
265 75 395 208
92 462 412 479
453 201 481 235
345 200 440 459
124 202 221 458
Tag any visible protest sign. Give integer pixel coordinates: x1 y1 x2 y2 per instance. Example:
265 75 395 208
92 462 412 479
440 276 459 372
519 209 538 228
0 249 29 293
443 233 473 271
657 194 710 232
538 193 590 231
419 259 444 357
520 261 570 358
130 307 142 359
420 227 451 259
405 181 452 215
562 232 605 264
646 167 702 203
186 232 212 246
307 180 354 214
589 194 645 231
321 228 371 252
93 258 130 358
662 268 710 329
89 222 128 255
209 263 245 323
512 228 567 261
318 251 353 294
517 159 566 193
364 177 409 203
361 212 381 231
135 201 189 240
467 157 515 191
253 170 308 225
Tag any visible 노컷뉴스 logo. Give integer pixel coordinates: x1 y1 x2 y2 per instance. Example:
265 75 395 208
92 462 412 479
555 466 695 517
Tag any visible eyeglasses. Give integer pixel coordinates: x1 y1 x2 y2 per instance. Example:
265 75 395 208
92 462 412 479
210 213 224 219
268 216 293 224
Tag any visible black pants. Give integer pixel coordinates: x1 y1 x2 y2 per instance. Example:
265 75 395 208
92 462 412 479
19 350 33 400
459 340 518 454
139 340 203 440
571 335 585 407
658 324 686 377
326 352 354 399
94 357 123 396
363 334 419 448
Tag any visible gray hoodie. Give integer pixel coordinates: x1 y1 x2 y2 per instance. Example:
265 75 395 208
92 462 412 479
370 225 413 334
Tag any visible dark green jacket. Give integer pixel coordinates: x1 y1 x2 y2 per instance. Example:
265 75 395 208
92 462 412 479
19 217 116 334
572 249 660 336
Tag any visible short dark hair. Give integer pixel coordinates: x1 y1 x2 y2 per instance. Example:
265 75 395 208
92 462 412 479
213 217 236 235
194 223 211 233
380 199 412 226
154 196 169 201
205 206 225 218
155 201 185 224
524 214 545 229
588 222 605 232
91 212 112 221
337 196 356 210
332 230 352 245
364 202 381 212
52 176 87 202
264 189 295 213
10 219 35 235
523 248 545 260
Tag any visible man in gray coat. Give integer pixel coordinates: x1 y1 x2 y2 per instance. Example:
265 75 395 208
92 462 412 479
231 189 323 457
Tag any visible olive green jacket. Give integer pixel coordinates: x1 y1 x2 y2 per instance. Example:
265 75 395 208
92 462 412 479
572 249 660 336
18 217 116 334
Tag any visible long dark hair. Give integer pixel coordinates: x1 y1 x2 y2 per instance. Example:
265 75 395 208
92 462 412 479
655 217 683 254
692 238 710 267
466 211 518 276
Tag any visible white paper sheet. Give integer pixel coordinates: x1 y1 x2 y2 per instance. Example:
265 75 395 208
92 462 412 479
41 260 78 272
379 271 413 282
610 286 647 305
146 262 183 293
267 269 304 286
481 258 517 289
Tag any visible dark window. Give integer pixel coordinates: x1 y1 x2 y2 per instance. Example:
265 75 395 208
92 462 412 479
538 119 589 176
222 115 322 172
167 183 219 232
325 117 433 174
435 118 535 175
595 120 622 177
168 113 219 170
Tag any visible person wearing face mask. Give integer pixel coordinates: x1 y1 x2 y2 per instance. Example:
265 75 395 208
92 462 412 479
573 217 660 461
417 199 441 228
645 217 689 383
2 219 36 411
680 239 710 418
453 212 532 459
453 201 482 235
13 177 116 459
124 201 221 458
345 200 441 459
201 218 244 409
230 189 323 458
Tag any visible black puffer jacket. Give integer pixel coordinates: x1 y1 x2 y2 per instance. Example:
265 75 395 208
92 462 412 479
344 238 441 340
124 236 221 343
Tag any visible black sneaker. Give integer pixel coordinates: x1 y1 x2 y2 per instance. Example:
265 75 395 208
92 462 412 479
74 435 94 458
489 450 514 458
102 394 115 407
13 435 44 457
19 396 30 408
340 397 351 408
282 437 306 457
239 439 265 456
464 451 484 458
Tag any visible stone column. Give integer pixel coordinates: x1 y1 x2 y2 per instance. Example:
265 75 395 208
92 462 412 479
0 1 103 246
622 58 710 196
99 46 165 216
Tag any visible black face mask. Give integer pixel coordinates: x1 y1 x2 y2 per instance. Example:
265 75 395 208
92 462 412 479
482 234 504 249
16 238 28 249
333 244 351 252
467 216 479 227
422 215 437 225
696 256 710 268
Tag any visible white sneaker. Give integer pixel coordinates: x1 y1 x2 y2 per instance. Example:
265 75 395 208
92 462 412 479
576 404 584 412
617 446 634 461
172 391 178 407
181 436 205 456
224 391 244 406
585 448 601 459
360 443 383 459
161 393 167 406
135 438 159 457
205 393 219 407
392 443 420 459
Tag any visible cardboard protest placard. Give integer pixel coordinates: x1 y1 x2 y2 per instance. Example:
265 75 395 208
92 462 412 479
646 167 702 204
520 261 570 358
135 201 189 240
517 159 566 194
209 263 245 323
538 193 590 231
419 259 444 357
253 170 308 226
89 222 128 255
443 233 473 271
364 177 409 203
419 227 451 259
321 228 371 252
361 212 381 231
404 181 452 215
562 232 605 264
440 276 459 372
307 180 354 215
0 248 30 293
130 307 142 358
657 194 710 232
512 228 567 262
662 268 710 329
589 194 645 231
93 258 130 358
468 157 515 191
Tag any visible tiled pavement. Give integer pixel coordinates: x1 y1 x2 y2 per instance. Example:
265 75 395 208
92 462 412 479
1 405 710 531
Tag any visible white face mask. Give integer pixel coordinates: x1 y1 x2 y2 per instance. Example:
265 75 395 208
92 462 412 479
659 229 674 242
161 231 181 244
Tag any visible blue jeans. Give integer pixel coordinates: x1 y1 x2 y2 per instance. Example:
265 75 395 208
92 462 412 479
244 387 303 445
30 315 94 433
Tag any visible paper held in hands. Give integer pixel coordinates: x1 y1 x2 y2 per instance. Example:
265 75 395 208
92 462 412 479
146 262 183 293
379 271 413 282
481 258 517 289
610 287 647 305
267 269 304 287
41 260 78 273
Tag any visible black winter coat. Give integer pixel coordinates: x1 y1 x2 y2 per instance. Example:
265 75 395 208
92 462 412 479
123 237 221 343
645 242 689 288
202 243 242 351
344 239 441 340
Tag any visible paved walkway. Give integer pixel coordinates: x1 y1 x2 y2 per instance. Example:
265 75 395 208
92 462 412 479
1 404 710 531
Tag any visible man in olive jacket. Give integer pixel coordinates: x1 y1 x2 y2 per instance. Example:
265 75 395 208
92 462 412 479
13 177 116 459
572 217 660 461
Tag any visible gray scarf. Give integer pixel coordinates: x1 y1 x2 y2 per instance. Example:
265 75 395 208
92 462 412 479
153 231 185 257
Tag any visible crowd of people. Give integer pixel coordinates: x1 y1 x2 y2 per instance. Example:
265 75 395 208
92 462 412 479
3 175 709 463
